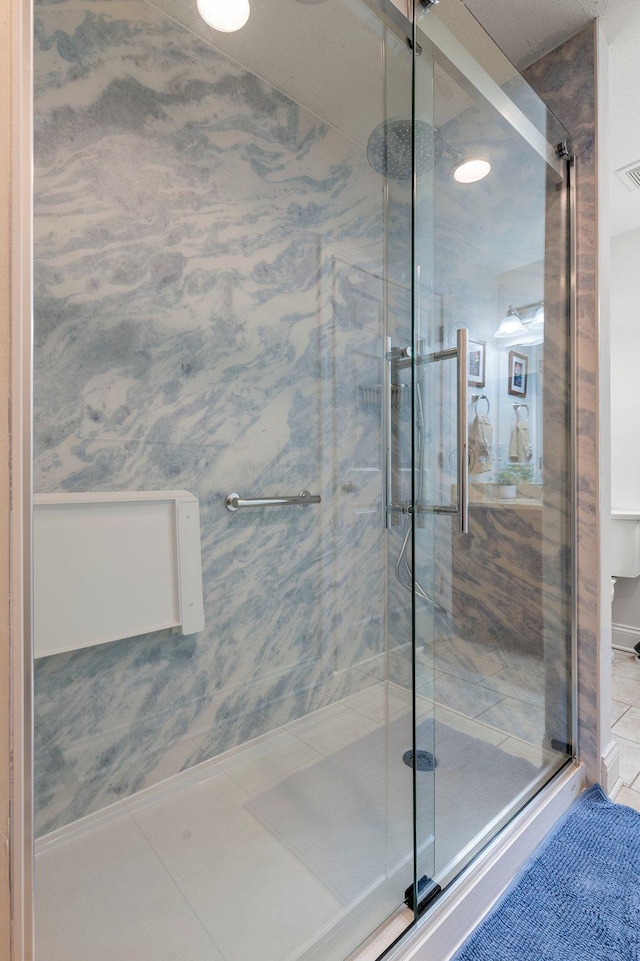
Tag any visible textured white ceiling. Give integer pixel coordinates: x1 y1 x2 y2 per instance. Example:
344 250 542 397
463 0 640 236
166 0 639 236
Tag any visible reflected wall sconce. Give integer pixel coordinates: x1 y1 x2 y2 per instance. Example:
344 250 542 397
494 301 544 342
530 305 544 329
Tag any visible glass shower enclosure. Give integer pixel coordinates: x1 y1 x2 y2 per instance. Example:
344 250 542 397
31 0 574 959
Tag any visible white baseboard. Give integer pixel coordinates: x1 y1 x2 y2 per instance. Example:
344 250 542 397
612 622 640 652
600 738 621 797
383 763 584 961
608 777 624 801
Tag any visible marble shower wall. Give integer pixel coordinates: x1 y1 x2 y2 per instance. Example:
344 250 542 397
524 25 600 780
409 71 571 699
33 0 402 834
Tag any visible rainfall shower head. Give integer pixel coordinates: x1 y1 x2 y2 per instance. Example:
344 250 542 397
366 118 444 181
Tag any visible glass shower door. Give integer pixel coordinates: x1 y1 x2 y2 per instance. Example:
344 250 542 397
31 0 424 959
412 0 573 894
31 0 575 954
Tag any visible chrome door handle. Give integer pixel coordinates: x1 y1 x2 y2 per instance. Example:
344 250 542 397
421 329 469 533
225 490 321 512
456 327 469 534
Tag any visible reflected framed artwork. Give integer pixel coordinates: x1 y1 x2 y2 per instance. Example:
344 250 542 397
468 339 486 388
508 351 528 397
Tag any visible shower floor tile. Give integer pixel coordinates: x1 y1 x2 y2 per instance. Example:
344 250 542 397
434 648 504 685
478 666 545 708
434 705 506 747
341 682 410 723
221 736 325 796
423 673 505 718
285 702 380 756
35 807 148 909
475 696 546 743
36 670 551 961
498 736 554 767
180 831 341 961
126 769 265 883
36 847 220 961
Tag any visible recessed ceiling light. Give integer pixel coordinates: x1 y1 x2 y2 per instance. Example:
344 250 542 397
453 159 491 184
196 0 250 32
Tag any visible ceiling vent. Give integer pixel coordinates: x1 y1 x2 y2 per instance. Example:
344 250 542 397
616 161 640 192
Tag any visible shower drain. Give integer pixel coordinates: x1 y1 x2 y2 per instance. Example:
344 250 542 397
403 749 437 771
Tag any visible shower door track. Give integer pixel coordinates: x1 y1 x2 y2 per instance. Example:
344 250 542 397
350 761 583 961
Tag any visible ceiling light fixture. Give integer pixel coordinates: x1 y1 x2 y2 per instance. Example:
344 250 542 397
453 158 491 184
196 0 250 32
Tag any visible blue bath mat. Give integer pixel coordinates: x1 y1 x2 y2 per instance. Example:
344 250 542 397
452 785 640 961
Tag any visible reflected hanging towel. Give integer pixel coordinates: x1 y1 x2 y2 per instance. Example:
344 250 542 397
509 421 533 463
469 413 493 474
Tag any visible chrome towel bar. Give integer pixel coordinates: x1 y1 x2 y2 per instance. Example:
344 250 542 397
225 490 321 512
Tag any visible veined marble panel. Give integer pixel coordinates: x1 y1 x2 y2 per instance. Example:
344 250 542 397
524 26 599 776
32 0 586 835
33 0 393 832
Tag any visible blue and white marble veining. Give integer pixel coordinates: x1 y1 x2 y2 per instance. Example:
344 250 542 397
407 72 574 764
33 0 588 836
33 0 397 834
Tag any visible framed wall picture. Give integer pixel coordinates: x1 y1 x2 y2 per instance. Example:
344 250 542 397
508 350 528 397
468 339 486 388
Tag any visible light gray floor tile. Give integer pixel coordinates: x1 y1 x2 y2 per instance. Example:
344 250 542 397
612 706 640 744
128 771 264 883
612 674 640 709
434 706 506 746
612 699 630 725
224 737 325 796
611 652 640 678
36 808 149 909
617 785 640 813
287 705 379 756
342 683 410 723
614 735 640 786
180 832 340 961
36 850 216 961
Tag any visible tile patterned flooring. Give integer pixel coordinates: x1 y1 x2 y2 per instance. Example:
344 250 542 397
34 638 560 961
612 650 640 812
